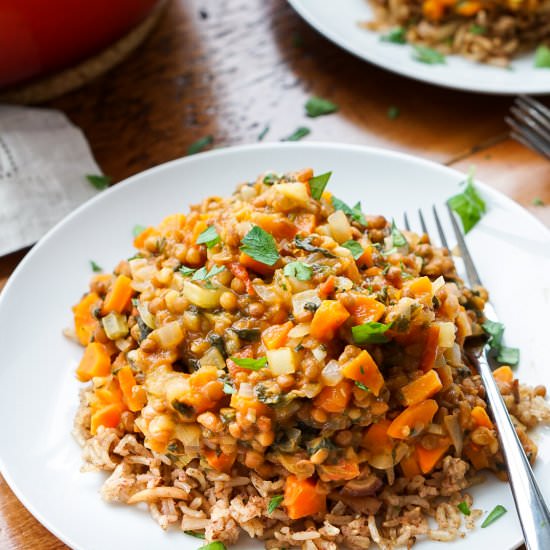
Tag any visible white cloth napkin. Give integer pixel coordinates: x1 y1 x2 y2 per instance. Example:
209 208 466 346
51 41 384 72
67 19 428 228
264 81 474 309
0 105 101 256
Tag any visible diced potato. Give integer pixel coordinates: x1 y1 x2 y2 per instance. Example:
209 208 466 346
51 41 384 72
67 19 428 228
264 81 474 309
267 347 297 375
276 182 310 205
327 210 352 243
183 280 223 309
101 312 129 340
150 321 184 348
437 322 456 348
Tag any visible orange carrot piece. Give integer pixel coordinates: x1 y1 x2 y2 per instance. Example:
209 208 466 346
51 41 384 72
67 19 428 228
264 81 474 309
310 299 350 341
317 459 360 481
318 276 336 299
364 266 382 277
102 274 134 315
471 405 494 429
416 437 451 474
117 365 147 412
455 0 481 15
239 251 277 276
493 365 514 383
229 262 255 295
314 380 353 413
400 452 421 477
357 245 374 268
419 325 440 372
73 292 101 346
90 402 124 435
341 350 384 396
423 0 445 20
204 449 236 473
94 378 123 407
262 321 294 350
133 226 155 249
362 419 393 454
405 276 432 299
402 370 443 406
295 167 314 182
387 399 439 439
76 342 111 382
230 394 270 418
464 442 489 470
294 213 317 234
344 294 385 325
252 213 297 240
283 475 326 520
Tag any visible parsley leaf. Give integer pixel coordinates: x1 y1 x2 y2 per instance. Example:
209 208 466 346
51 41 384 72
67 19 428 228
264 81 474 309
90 260 102 272
469 24 486 35
481 504 507 528
284 261 313 280
230 356 268 370
381 27 406 44
240 226 280 266
133 224 147 238
457 501 471 516
534 45 550 68
482 320 504 349
282 127 311 141
263 173 280 185
497 346 520 366
305 96 339 117
196 225 221 248
412 45 446 64
192 265 226 281
294 235 335 257
187 135 214 155
184 531 206 539
223 382 236 395
352 321 391 344
355 381 371 392
309 171 332 200
258 125 270 141
391 219 407 248
342 240 364 260
267 494 284 514
448 174 486 233
198 543 227 550
532 197 545 206
332 196 367 226
387 106 400 120
86 174 112 190
179 265 197 277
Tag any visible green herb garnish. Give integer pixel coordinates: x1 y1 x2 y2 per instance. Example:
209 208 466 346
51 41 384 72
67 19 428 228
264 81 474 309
179 265 197 277
90 260 102 272
223 382 236 395
534 45 550 68
282 127 311 142
481 504 507 528
387 106 400 120
391 219 407 248
258 125 270 141
532 197 545 206
198 543 227 550
230 328 261 341
332 196 367 226
412 45 446 65
230 356 268 370
86 174 112 190
184 531 206 539
196 225 221 248
284 261 313 281
482 320 519 366
352 321 392 344
457 501 471 516
305 96 339 117
469 24 486 35
381 27 406 44
294 235 335 257
497 346 520 366
240 226 280 266
309 171 331 200
267 494 284 514
192 265 225 282
133 224 147 238
187 135 214 155
448 173 486 233
342 240 364 260
355 381 371 392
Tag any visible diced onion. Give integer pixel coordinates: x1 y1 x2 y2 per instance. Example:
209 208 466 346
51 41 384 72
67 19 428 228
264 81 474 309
267 347 296 375
288 323 311 338
311 346 327 362
129 259 157 282
327 210 352 243
174 424 201 454
137 302 156 329
321 360 343 386
238 382 254 398
150 321 184 348
292 289 321 318
437 322 456 348
432 276 445 294
115 338 133 352
334 277 353 292
183 280 223 309
101 312 129 340
369 443 408 469
200 346 225 369
444 343 462 366
444 414 463 456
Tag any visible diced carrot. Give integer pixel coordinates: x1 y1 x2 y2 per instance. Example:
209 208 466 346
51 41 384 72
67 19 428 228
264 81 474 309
364 266 382 277
252 213 298 240
357 245 374 268
230 394 270 418
94 378 123 408
90 402 124 435
341 293 385 325
239 251 277 276
158 213 186 232
423 0 445 20
294 213 317 234
133 226 155 249
262 321 294 350
294 168 314 183
362 419 393 454
117 365 147 412
471 405 494 429
318 276 336 299
310 299 350 341
387 399 439 439
229 262 255 295
402 370 443 406
341 350 384 397
455 0 481 15
73 292 101 346
404 276 432 299
464 442 489 470
102 274 134 315
314 380 353 413
204 449 236 473
493 365 514 383
283 475 326 520
176 366 225 413
76 342 111 382
400 452 421 477
419 325 440 372
318 459 360 481
415 437 451 474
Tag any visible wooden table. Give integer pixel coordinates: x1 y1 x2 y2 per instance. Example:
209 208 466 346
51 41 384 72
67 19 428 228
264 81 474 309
1 0 549 547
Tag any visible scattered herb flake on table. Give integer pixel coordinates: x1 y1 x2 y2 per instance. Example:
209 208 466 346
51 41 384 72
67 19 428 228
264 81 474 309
534 45 550 68
412 45 446 64
497 346 520 366
240 226 280 265
230 356 268 370
267 494 284 514
188 135 214 155
305 96 339 118
90 260 102 273
447 173 486 233
282 126 311 141
86 174 112 190
457 501 471 515
481 504 507 527
381 27 406 44
308 171 332 200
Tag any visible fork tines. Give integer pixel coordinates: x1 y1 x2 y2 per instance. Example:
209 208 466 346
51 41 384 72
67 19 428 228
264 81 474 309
506 95 550 160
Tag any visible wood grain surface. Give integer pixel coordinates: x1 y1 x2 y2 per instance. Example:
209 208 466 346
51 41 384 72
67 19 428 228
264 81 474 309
0 0 548 548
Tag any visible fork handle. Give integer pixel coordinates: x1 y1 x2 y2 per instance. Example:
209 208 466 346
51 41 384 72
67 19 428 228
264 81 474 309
476 349 550 550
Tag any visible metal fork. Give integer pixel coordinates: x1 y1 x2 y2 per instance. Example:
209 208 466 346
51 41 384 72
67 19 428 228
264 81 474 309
506 95 550 160
404 206 550 550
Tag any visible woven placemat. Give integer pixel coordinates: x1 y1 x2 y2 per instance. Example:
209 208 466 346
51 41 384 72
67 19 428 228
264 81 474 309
0 0 168 105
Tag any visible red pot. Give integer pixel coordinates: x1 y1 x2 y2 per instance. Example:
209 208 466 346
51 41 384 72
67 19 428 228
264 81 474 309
0 0 160 88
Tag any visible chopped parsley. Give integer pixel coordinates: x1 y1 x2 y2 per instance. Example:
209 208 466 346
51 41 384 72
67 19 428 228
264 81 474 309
257 125 270 141
222 382 236 395
294 235 335 257
305 96 339 117
457 501 471 516
534 45 550 68
230 356 268 370
184 530 206 539
282 126 311 141
332 196 367 226
448 173 486 233
187 135 214 155
387 106 400 120
133 224 147 238
267 494 284 514
412 45 446 65
352 321 392 344
198 542 227 550
309 171 332 200
481 504 507 528
90 260 102 272
497 346 520 366
192 264 225 282
196 225 221 248
263 172 280 185
342 240 364 260
355 381 371 392
179 265 197 277
381 27 406 44
482 320 519 366
86 174 112 190
469 24 486 35
284 261 313 281
391 219 408 248
532 197 545 206
240 225 280 266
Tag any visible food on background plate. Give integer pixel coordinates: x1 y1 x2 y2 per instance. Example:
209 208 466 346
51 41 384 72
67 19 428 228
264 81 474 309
71 168 550 549
364 0 550 67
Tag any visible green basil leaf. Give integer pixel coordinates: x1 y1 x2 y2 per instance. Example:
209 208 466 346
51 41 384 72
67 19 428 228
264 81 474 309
198 542 227 550
412 45 446 64
497 346 520 366
457 501 471 516
192 265 225 281
481 504 507 528
534 45 550 68
283 261 313 281
196 226 221 248
86 174 112 190
184 530 206 539
381 27 406 44
332 196 367 226
90 260 102 272
267 494 284 514
132 224 146 238
230 356 268 370
240 226 280 266
342 240 364 260
352 321 391 344
309 171 332 200
188 135 214 155
391 219 408 248
482 320 504 350
448 174 486 234
305 96 339 118
282 126 311 142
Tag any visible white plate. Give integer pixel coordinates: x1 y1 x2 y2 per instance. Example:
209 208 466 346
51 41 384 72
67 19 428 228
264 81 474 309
287 0 550 95
0 143 549 550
